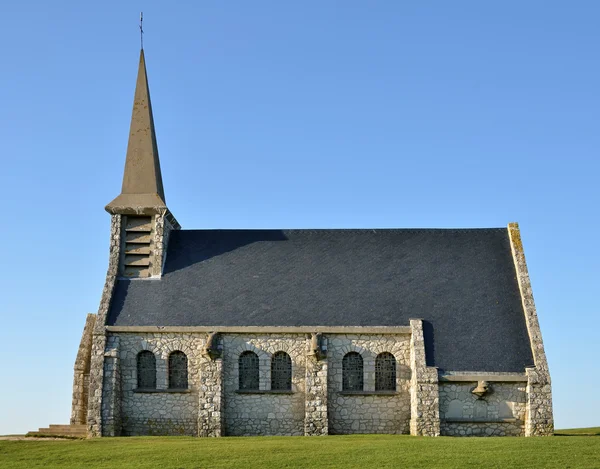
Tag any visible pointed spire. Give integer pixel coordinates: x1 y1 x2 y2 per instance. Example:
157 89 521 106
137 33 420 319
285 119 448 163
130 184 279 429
106 49 167 215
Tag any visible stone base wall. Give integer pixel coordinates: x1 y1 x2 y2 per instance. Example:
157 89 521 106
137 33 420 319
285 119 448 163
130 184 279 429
439 382 526 437
222 335 306 436
327 334 411 435
442 421 523 437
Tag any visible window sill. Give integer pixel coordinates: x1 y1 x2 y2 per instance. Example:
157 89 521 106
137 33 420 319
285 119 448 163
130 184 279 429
339 390 398 396
235 390 294 395
133 388 191 394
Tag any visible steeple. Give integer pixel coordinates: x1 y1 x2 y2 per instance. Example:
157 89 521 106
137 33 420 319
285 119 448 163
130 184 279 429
104 46 179 279
106 49 166 215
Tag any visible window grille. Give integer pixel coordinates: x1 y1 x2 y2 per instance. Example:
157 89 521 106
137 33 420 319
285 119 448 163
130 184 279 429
342 352 363 391
137 350 156 389
168 351 188 389
239 351 259 390
375 352 396 391
271 352 292 391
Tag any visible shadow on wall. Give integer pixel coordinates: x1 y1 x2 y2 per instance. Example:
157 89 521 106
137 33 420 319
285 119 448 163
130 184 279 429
163 230 290 275
423 320 436 368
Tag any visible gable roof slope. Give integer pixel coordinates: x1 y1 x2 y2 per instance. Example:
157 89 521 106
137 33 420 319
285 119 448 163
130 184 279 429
107 228 534 372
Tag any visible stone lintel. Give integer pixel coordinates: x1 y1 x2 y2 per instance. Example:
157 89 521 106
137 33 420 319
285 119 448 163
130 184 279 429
105 325 412 334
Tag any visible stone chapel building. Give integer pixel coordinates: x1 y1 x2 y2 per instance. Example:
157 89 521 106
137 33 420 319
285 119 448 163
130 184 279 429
69 49 554 438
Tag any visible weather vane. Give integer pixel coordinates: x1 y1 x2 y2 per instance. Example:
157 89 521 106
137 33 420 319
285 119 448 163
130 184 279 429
140 12 144 49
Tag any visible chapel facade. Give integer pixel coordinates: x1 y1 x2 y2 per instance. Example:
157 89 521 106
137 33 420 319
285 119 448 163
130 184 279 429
70 49 554 438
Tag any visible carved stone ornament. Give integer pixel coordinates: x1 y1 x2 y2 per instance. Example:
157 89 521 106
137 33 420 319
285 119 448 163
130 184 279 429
203 332 222 360
308 332 326 360
471 380 491 399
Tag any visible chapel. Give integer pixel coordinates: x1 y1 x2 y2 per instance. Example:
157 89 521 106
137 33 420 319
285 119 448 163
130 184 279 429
68 48 554 438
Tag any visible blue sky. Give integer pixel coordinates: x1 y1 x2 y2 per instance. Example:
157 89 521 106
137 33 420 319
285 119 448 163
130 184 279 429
0 1 598 434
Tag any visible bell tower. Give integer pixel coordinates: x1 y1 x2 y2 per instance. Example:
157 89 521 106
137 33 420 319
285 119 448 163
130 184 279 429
105 49 180 278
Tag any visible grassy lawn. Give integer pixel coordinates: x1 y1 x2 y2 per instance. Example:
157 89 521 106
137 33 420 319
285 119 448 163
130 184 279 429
1 432 599 469
555 427 600 436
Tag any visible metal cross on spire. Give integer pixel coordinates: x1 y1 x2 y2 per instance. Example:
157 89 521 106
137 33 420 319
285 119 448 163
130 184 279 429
140 12 144 49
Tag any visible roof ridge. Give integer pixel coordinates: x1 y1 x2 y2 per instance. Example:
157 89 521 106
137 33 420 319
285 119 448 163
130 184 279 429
174 227 508 233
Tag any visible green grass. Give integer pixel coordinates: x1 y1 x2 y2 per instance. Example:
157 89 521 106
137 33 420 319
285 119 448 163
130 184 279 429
1 432 599 469
555 427 600 436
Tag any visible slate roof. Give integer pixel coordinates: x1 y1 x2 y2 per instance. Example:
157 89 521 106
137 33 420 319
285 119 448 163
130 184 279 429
107 228 534 372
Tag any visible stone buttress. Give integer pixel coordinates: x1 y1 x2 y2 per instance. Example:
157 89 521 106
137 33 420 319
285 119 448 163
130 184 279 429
508 223 554 436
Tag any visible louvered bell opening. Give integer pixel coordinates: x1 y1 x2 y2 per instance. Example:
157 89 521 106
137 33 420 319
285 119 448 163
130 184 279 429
121 216 153 278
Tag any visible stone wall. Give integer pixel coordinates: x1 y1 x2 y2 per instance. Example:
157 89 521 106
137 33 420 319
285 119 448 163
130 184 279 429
222 334 306 436
101 336 122 436
87 214 122 437
150 211 178 277
439 382 526 436
71 313 96 425
327 334 411 435
87 325 544 438
116 333 205 436
508 223 554 436
525 367 554 437
198 356 223 437
304 354 328 436
409 319 440 436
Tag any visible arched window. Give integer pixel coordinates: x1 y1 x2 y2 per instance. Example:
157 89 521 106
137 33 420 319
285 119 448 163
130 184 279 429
168 351 188 389
342 352 363 391
271 351 292 391
375 352 396 391
137 350 156 389
239 351 259 390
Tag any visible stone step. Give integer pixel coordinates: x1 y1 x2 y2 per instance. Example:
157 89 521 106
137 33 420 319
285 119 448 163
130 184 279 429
27 424 87 437
49 424 86 430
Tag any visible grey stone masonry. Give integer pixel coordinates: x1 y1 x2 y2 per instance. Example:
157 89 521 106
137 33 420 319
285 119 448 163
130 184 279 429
87 214 122 437
439 382 526 436
151 211 179 277
101 336 122 436
508 223 554 436
198 356 223 437
525 367 554 437
222 334 306 436
327 334 411 435
71 313 96 425
118 333 203 436
81 323 549 437
410 319 440 436
304 350 328 436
